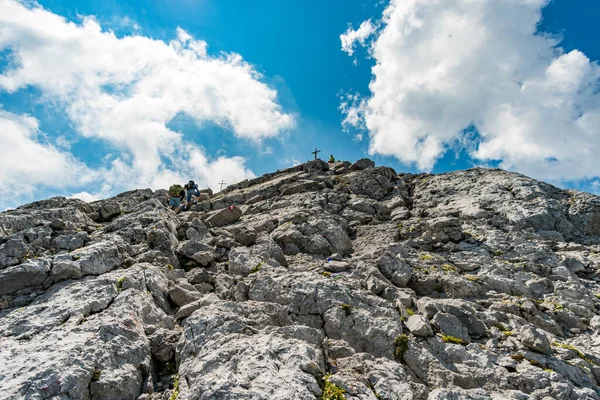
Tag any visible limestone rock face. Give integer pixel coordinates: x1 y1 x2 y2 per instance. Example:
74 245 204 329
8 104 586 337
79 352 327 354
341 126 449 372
2 161 600 400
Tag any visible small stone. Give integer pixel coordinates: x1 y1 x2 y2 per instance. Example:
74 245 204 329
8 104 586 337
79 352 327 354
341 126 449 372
406 315 433 337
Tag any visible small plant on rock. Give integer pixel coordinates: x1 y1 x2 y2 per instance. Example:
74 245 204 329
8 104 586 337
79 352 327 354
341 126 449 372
250 261 264 274
442 335 468 346
464 275 479 282
441 263 457 273
419 254 433 261
321 271 332 278
116 277 125 292
552 342 595 364
91 369 102 382
394 334 409 358
169 374 180 400
321 374 345 400
406 308 415 317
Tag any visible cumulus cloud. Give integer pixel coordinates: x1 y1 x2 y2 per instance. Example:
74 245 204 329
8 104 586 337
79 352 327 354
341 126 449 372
341 0 600 182
0 109 94 198
340 20 376 56
0 0 293 206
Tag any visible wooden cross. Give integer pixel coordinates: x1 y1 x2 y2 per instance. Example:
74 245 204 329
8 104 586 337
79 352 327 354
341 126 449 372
311 148 321 160
219 180 226 191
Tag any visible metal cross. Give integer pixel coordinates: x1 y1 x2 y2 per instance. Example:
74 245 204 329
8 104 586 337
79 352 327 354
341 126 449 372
311 148 321 160
219 180 226 191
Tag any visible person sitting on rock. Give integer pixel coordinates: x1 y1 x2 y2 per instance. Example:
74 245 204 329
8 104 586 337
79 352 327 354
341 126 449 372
167 183 184 212
329 154 336 163
185 180 201 205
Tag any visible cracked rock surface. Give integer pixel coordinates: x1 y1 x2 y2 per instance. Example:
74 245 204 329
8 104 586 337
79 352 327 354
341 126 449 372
2 161 600 399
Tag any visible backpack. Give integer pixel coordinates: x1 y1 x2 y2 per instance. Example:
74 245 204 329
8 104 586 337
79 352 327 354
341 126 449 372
168 184 184 197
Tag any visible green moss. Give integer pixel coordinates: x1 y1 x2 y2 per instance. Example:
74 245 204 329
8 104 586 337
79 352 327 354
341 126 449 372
321 374 345 400
166 263 174 271
91 369 102 382
340 303 354 316
492 322 507 331
169 374 180 400
406 308 415 316
528 359 543 368
419 254 433 261
552 342 595 364
492 323 513 335
249 261 264 274
464 275 480 282
394 334 409 358
321 271 332 278
441 263 457 273
493 250 503 256
442 335 468 346
116 276 126 292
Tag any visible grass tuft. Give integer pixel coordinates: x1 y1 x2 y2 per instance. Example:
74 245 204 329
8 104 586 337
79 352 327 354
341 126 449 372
321 374 345 400
116 276 125 292
394 334 409 358
442 335 468 345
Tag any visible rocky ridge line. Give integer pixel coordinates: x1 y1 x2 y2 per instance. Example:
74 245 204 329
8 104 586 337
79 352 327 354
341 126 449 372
1 159 600 399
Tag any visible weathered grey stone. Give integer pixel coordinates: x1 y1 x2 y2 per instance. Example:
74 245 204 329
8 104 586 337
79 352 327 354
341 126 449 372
377 253 412 287
149 328 181 362
0 258 50 295
351 158 376 170
75 240 122 276
431 312 471 343
186 268 210 284
323 260 352 272
99 201 121 221
168 284 202 307
520 325 551 354
205 206 243 227
406 315 433 337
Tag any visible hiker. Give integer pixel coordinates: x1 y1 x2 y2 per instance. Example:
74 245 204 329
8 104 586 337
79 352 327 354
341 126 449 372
167 183 184 211
185 180 201 204
329 154 336 163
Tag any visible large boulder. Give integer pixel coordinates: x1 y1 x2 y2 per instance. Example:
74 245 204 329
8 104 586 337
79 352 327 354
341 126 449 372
0 258 51 295
351 158 376 171
406 315 433 337
205 206 243 227
520 325 551 354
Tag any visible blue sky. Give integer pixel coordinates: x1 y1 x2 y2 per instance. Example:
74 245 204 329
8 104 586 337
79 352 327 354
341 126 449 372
0 0 599 209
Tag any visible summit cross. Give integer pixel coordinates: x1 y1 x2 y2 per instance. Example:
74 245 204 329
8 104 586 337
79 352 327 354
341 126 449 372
311 148 321 160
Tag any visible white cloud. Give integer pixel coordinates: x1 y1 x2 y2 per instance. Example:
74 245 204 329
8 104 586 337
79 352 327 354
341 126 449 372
0 0 294 206
0 109 94 198
340 20 376 56
341 0 600 182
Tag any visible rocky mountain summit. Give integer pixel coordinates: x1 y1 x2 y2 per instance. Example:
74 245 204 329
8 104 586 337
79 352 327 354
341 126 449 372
2 159 600 400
